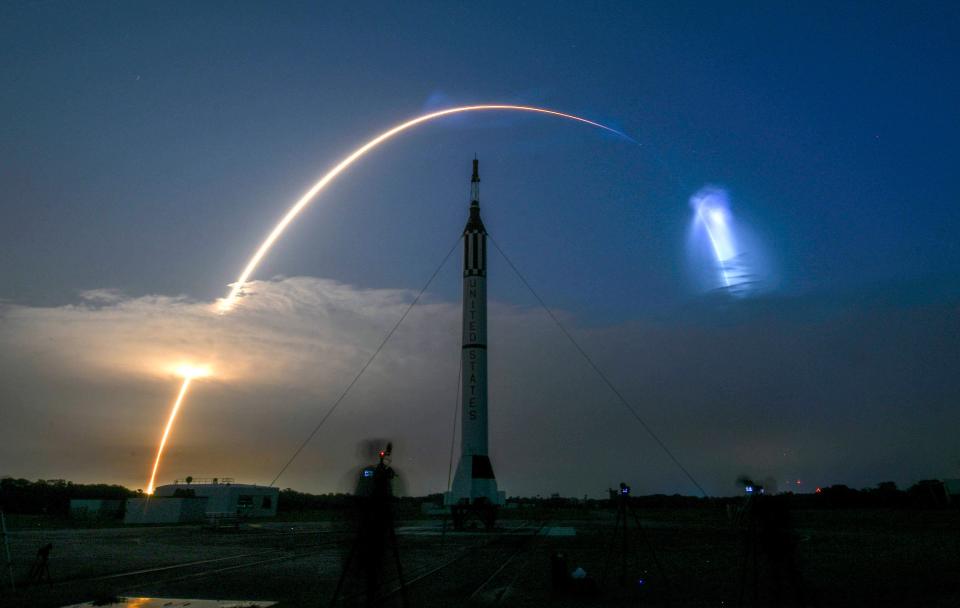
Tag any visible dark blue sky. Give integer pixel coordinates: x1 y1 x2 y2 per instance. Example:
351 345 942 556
1 2 958 494
4 2 958 311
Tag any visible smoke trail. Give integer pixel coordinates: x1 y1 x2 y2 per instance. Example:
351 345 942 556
217 105 629 311
146 377 193 494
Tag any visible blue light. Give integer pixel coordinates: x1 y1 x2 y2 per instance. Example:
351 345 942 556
745 485 754 494
692 189 736 264
362 470 373 478
688 186 760 295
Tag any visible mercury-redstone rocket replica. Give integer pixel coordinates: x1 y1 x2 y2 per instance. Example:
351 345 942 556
445 158 505 527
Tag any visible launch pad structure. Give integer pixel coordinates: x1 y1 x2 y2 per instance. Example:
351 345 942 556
444 159 506 529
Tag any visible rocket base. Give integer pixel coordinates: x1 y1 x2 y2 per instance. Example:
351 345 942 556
444 454 505 508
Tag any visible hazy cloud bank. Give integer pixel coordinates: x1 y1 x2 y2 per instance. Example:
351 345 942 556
1 276 958 497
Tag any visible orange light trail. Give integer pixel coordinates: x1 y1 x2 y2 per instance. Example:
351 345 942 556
146 365 210 494
217 104 627 311
146 377 191 494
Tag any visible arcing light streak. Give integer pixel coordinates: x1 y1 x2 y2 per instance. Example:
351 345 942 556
217 105 627 312
146 105 624 492
146 377 193 494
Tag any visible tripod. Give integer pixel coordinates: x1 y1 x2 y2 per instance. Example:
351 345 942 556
330 452 409 608
737 495 760 607
601 484 670 592
736 492 808 608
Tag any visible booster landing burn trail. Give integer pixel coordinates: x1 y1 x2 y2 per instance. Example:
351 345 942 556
145 365 210 494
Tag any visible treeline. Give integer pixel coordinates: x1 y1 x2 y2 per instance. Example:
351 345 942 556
624 481 954 510
2 477 954 518
0 478 136 516
277 488 430 513
504 480 956 510
278 488 352 512
791 480 953 509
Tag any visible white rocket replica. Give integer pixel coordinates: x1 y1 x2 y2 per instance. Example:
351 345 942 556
445 159 505 512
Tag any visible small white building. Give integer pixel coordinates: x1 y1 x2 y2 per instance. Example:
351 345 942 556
124 497 208 524
69 499 124 519
154 481 278 518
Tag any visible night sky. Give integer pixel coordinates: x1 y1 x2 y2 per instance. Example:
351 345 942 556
1 2 958 497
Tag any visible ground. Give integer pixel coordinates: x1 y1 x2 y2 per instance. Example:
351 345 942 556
1 507 958 607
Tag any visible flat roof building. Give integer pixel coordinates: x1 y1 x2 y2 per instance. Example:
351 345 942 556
124 497 208 524
154 480 278 518
69 499 124 520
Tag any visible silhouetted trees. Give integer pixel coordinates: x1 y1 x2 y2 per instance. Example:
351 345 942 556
1 477 954 518
0 478 134 516
782 480 952 509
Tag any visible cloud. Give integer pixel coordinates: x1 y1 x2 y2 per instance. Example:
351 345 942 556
1 276 958 497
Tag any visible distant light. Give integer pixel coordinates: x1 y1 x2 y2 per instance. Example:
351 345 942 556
362 470 373 478
637 578 646 586
796 480 802 485
815 487 822 494
745 485 754 494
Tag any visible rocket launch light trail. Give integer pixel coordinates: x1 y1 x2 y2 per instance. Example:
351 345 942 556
146 105 626 492
146 365 210 494
217 104 628 312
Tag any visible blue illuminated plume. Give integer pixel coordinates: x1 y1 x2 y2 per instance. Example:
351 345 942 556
690 187 749 294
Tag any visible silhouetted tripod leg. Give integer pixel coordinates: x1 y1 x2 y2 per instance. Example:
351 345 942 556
788 556 808 607
440 513 448 553
752 529 759 606
630 508 671 591
387 522 408 608
620 502 629 585
737 521 753 608
601 502 624 585
330 535 360 607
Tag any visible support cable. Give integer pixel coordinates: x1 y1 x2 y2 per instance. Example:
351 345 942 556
446 364 462 492
269 236 463 487
487 234 708 498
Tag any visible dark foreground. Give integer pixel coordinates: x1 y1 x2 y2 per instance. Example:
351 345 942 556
2 507 958 607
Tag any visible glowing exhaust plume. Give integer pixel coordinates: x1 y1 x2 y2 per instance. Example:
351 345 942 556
691 187 738 288
146 365 211 494
217 105 627 312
